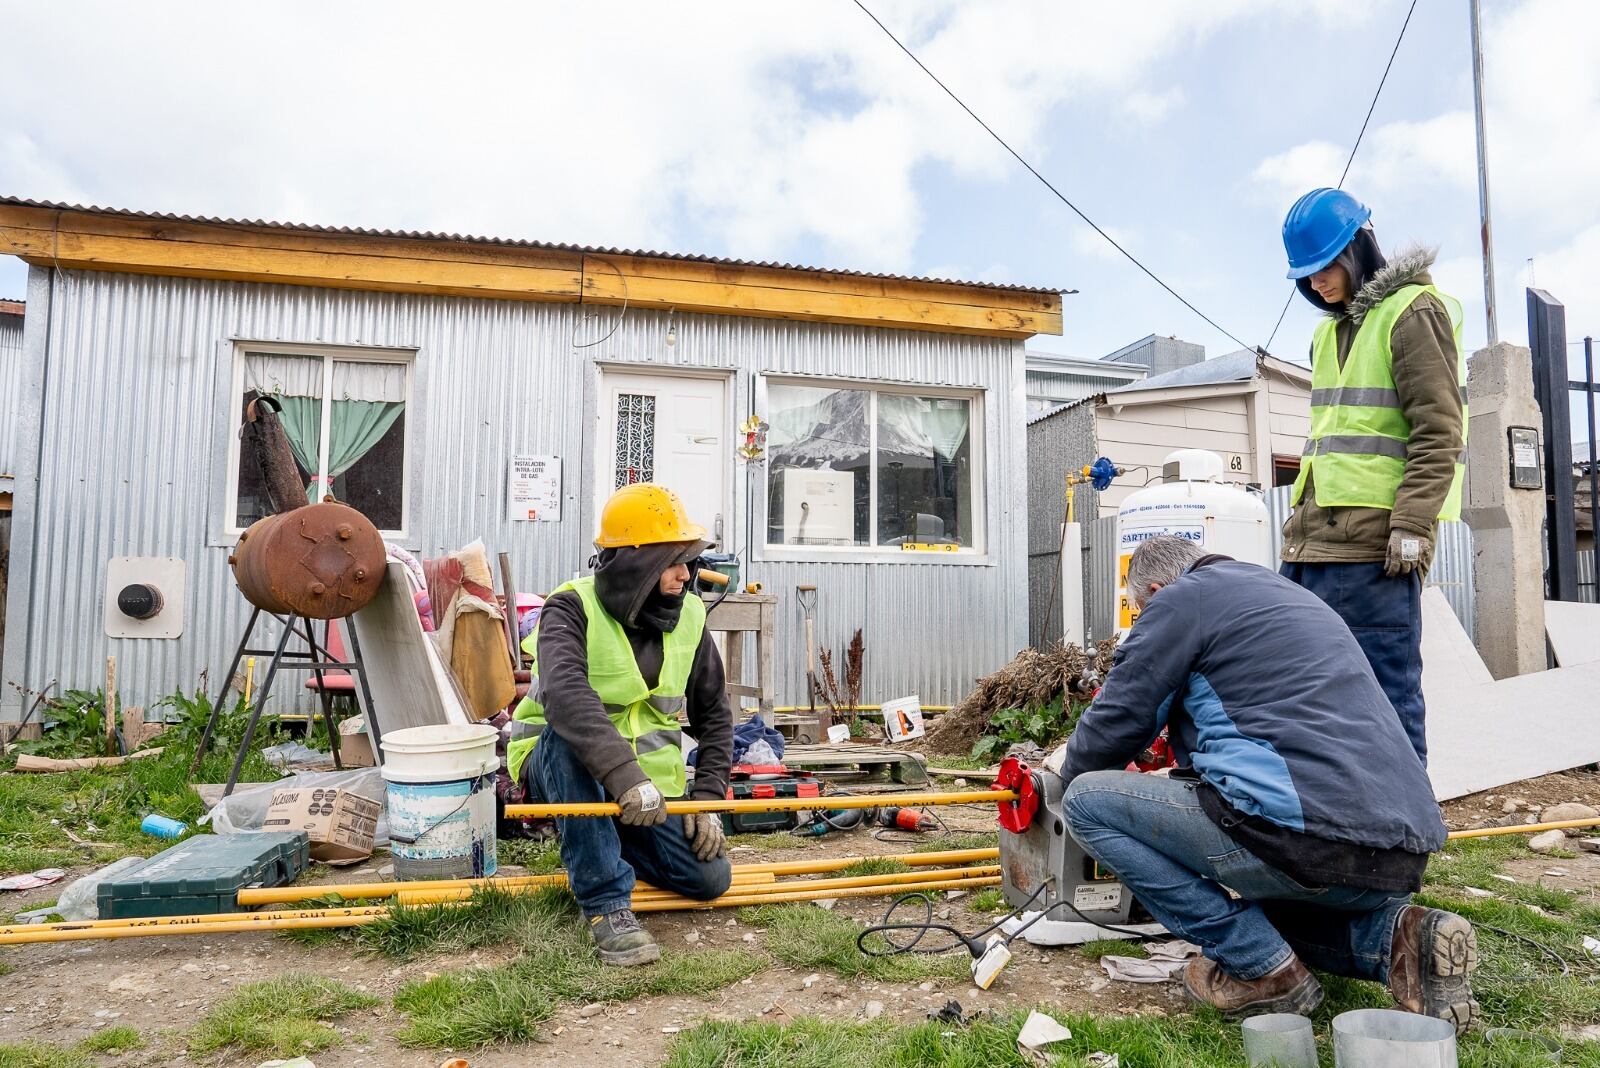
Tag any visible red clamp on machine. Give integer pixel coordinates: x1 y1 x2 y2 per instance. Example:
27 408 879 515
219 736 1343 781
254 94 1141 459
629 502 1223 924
992 755 1141 928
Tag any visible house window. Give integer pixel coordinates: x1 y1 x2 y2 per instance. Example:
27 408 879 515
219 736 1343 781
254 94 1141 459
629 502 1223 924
765 379 981 552
231 349 410 534
1272 453 1302 488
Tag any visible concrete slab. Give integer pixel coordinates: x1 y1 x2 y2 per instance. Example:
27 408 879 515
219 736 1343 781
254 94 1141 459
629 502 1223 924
1545 601 1600 667
1423 587 1600 799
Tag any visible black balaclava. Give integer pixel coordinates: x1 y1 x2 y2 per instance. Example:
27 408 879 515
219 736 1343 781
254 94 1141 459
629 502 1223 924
1296 224 1387 315
591 540 708 633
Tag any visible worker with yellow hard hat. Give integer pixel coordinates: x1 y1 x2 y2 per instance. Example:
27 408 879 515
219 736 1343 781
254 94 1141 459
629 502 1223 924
507 483 733 966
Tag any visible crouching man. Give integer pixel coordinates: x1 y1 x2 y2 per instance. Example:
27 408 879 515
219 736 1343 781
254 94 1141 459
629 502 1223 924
507 483 733 965
1046 536 1477 1031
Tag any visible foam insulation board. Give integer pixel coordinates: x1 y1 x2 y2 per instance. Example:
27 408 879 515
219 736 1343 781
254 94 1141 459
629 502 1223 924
1545 601 1600 667
1423 588 1600 799
347 562 469 756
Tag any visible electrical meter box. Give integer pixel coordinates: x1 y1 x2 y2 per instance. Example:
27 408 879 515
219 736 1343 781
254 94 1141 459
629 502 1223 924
1507 426 1543 490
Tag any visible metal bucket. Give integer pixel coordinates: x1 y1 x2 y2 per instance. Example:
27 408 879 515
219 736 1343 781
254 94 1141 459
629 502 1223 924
1332 1009 1456 1068
1242 1013 1317 1067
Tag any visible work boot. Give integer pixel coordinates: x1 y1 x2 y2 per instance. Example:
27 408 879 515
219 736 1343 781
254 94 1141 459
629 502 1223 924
1387 905 1479 1034
588 908 661 966
1183 954 1323 1019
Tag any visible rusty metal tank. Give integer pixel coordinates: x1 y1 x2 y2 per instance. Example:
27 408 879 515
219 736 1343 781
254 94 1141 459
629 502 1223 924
230 501 386 619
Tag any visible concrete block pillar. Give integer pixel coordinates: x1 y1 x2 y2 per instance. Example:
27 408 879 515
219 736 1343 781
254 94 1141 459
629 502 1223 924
1463 342 1547 678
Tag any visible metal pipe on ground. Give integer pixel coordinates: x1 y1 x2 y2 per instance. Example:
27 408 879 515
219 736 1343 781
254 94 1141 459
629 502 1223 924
503 790 1012 820
0 867 1000 946
234 847 1000 906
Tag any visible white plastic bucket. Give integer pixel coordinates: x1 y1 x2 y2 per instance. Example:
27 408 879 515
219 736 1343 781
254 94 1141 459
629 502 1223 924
380 724 500 880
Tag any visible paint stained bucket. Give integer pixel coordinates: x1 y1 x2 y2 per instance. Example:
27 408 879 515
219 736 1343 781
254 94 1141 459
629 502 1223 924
380 724 500 880
1332 1009 1457 1068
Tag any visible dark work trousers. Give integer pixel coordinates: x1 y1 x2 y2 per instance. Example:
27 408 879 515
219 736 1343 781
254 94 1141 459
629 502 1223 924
1280 561 1426 765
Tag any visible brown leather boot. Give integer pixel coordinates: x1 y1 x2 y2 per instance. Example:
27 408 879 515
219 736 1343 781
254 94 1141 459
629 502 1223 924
1182 954 1323 1019
1387 905 1479 1034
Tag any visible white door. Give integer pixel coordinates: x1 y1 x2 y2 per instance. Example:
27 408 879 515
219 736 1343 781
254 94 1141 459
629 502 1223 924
597 370 729 547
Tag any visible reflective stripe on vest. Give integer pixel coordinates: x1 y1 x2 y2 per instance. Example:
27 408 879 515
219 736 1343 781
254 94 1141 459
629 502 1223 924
1291 283 1468 520
506 575 704 795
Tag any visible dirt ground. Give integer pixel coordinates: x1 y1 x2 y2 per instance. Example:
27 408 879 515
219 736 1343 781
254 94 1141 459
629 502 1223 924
4 768 1598 1067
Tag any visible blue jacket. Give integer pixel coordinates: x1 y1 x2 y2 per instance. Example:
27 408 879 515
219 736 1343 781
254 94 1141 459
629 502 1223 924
1062 559 1445 855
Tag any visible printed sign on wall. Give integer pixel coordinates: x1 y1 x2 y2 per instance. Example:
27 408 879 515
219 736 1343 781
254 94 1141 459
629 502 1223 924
509 455 562 522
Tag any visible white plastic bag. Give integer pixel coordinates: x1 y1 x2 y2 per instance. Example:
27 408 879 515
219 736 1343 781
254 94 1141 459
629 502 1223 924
53 856 145 921
200 767 391 847
742 739 780 767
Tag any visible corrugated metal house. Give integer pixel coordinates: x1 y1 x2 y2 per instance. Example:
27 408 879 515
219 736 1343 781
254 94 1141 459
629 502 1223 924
1027 349 1313 645
1024 349 1145 418
0 198 1064 723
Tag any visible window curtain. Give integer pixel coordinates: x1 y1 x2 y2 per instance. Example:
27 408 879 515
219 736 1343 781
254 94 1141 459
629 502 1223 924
924 400 971 462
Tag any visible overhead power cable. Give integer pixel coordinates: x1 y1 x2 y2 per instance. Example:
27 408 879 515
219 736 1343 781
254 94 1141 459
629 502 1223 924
851 0 1255 354
1263 0 1420 353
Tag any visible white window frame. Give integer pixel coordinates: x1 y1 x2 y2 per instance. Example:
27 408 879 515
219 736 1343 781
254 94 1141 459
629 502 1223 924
756 374 989 564
223 341 416 540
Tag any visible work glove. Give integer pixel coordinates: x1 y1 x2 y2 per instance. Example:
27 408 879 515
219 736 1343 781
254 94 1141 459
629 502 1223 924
617 780 667 827
1383 528 1433 577
682 811 727 861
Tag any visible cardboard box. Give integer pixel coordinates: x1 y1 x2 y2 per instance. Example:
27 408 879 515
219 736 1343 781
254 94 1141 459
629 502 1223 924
336 717 376 767
264 787 381 865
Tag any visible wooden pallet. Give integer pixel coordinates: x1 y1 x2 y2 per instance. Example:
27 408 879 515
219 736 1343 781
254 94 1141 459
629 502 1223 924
777 742 929 785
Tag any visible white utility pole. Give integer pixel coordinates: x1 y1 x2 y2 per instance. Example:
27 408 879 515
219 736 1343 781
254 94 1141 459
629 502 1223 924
1470 0 1499 344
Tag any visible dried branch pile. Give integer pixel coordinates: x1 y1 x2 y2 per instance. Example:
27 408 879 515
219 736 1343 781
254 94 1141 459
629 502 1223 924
918 638 1118 756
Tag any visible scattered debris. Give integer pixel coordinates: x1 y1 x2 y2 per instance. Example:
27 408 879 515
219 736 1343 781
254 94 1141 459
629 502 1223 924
13 747 165 772
1099 940 1200 983
864 1000 885 1020
927 1000 979 1026
1529 829 1567 854
1583 936 1600 962
0 868 66 891
1577 839 1600 855
1018 1010 1074 1064
1086 1054 1120 1067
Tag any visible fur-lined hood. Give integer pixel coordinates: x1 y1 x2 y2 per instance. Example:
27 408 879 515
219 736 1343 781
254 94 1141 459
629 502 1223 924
1342 245 1436 326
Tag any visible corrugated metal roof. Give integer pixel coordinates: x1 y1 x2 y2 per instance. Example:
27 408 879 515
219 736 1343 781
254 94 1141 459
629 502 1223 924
0 195 1066 296
1111 348 1260 392
0 299 23 316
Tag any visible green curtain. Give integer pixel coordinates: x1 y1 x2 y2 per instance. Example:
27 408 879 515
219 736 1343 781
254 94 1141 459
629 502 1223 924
274 396 324 503
328 399 405 490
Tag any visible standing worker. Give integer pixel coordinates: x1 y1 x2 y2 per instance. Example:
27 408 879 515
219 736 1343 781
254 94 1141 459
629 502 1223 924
506 483 734 966
1278 189 1466 764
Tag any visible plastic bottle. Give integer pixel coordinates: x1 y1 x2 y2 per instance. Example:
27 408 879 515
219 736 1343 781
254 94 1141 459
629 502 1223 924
140 813 188 838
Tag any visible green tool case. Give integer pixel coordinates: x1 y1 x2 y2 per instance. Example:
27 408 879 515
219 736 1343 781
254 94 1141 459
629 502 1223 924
97 831 311 919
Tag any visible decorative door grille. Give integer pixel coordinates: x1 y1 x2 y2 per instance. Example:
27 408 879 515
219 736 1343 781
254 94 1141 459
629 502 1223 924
614 393 656 488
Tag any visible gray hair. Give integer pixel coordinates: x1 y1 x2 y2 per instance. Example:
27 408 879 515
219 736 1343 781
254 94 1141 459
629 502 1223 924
1126 536 1204 609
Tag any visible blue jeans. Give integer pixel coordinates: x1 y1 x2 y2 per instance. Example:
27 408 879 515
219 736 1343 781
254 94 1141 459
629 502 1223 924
523 728 732 918
1280 561 1426 765
1065 771 1411 981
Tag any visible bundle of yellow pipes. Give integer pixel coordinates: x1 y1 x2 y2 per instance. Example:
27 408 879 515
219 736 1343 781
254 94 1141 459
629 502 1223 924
0 848 1002 946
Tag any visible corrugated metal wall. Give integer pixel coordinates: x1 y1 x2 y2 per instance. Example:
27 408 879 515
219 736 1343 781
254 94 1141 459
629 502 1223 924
0 313 23 482
1 269 1028 719
1579 548 1596 603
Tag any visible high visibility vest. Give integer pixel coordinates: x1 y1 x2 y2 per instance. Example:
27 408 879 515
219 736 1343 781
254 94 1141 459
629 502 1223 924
1291 284 1468 520
506 576 702 796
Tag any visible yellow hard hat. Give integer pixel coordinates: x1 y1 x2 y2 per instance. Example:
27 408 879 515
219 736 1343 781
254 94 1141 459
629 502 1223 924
596 483 708 549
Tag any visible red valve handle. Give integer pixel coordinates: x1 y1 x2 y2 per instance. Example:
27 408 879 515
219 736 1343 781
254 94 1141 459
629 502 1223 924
992 755 1040 833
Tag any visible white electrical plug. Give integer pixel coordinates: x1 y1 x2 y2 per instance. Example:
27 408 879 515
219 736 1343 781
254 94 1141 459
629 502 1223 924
970 934 1011 990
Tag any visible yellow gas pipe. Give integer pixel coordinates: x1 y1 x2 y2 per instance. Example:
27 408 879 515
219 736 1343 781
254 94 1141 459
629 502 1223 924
1446 816 1600 840
503 790 1012 820
233 847 1001 906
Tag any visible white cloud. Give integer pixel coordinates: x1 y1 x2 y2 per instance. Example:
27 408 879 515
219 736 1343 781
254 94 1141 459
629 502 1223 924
1121 87 1186 124
0 0 1299 277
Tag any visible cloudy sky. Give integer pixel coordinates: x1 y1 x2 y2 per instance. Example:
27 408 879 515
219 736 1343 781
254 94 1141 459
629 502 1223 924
2 0 1596 427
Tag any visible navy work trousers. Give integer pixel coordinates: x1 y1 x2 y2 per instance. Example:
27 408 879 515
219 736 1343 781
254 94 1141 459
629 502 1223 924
1281 561 1426 765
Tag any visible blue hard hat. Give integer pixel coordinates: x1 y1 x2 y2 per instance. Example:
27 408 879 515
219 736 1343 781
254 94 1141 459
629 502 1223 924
1282 188 1371 279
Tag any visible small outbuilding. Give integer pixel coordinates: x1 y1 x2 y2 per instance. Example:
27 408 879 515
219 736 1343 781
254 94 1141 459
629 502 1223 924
0 198 1065 722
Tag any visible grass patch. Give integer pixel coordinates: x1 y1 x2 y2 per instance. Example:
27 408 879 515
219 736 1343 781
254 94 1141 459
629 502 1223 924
0 744 280 873
911 832 996 853
1074 938 1147 961
393 909 762 1048
728 832 810 851
497 836 564 872
836 858 911 878
738 903 967 982
967 888 1006 913
75 1026 145 1054
186 973 380 1058
0 1043 90 1068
